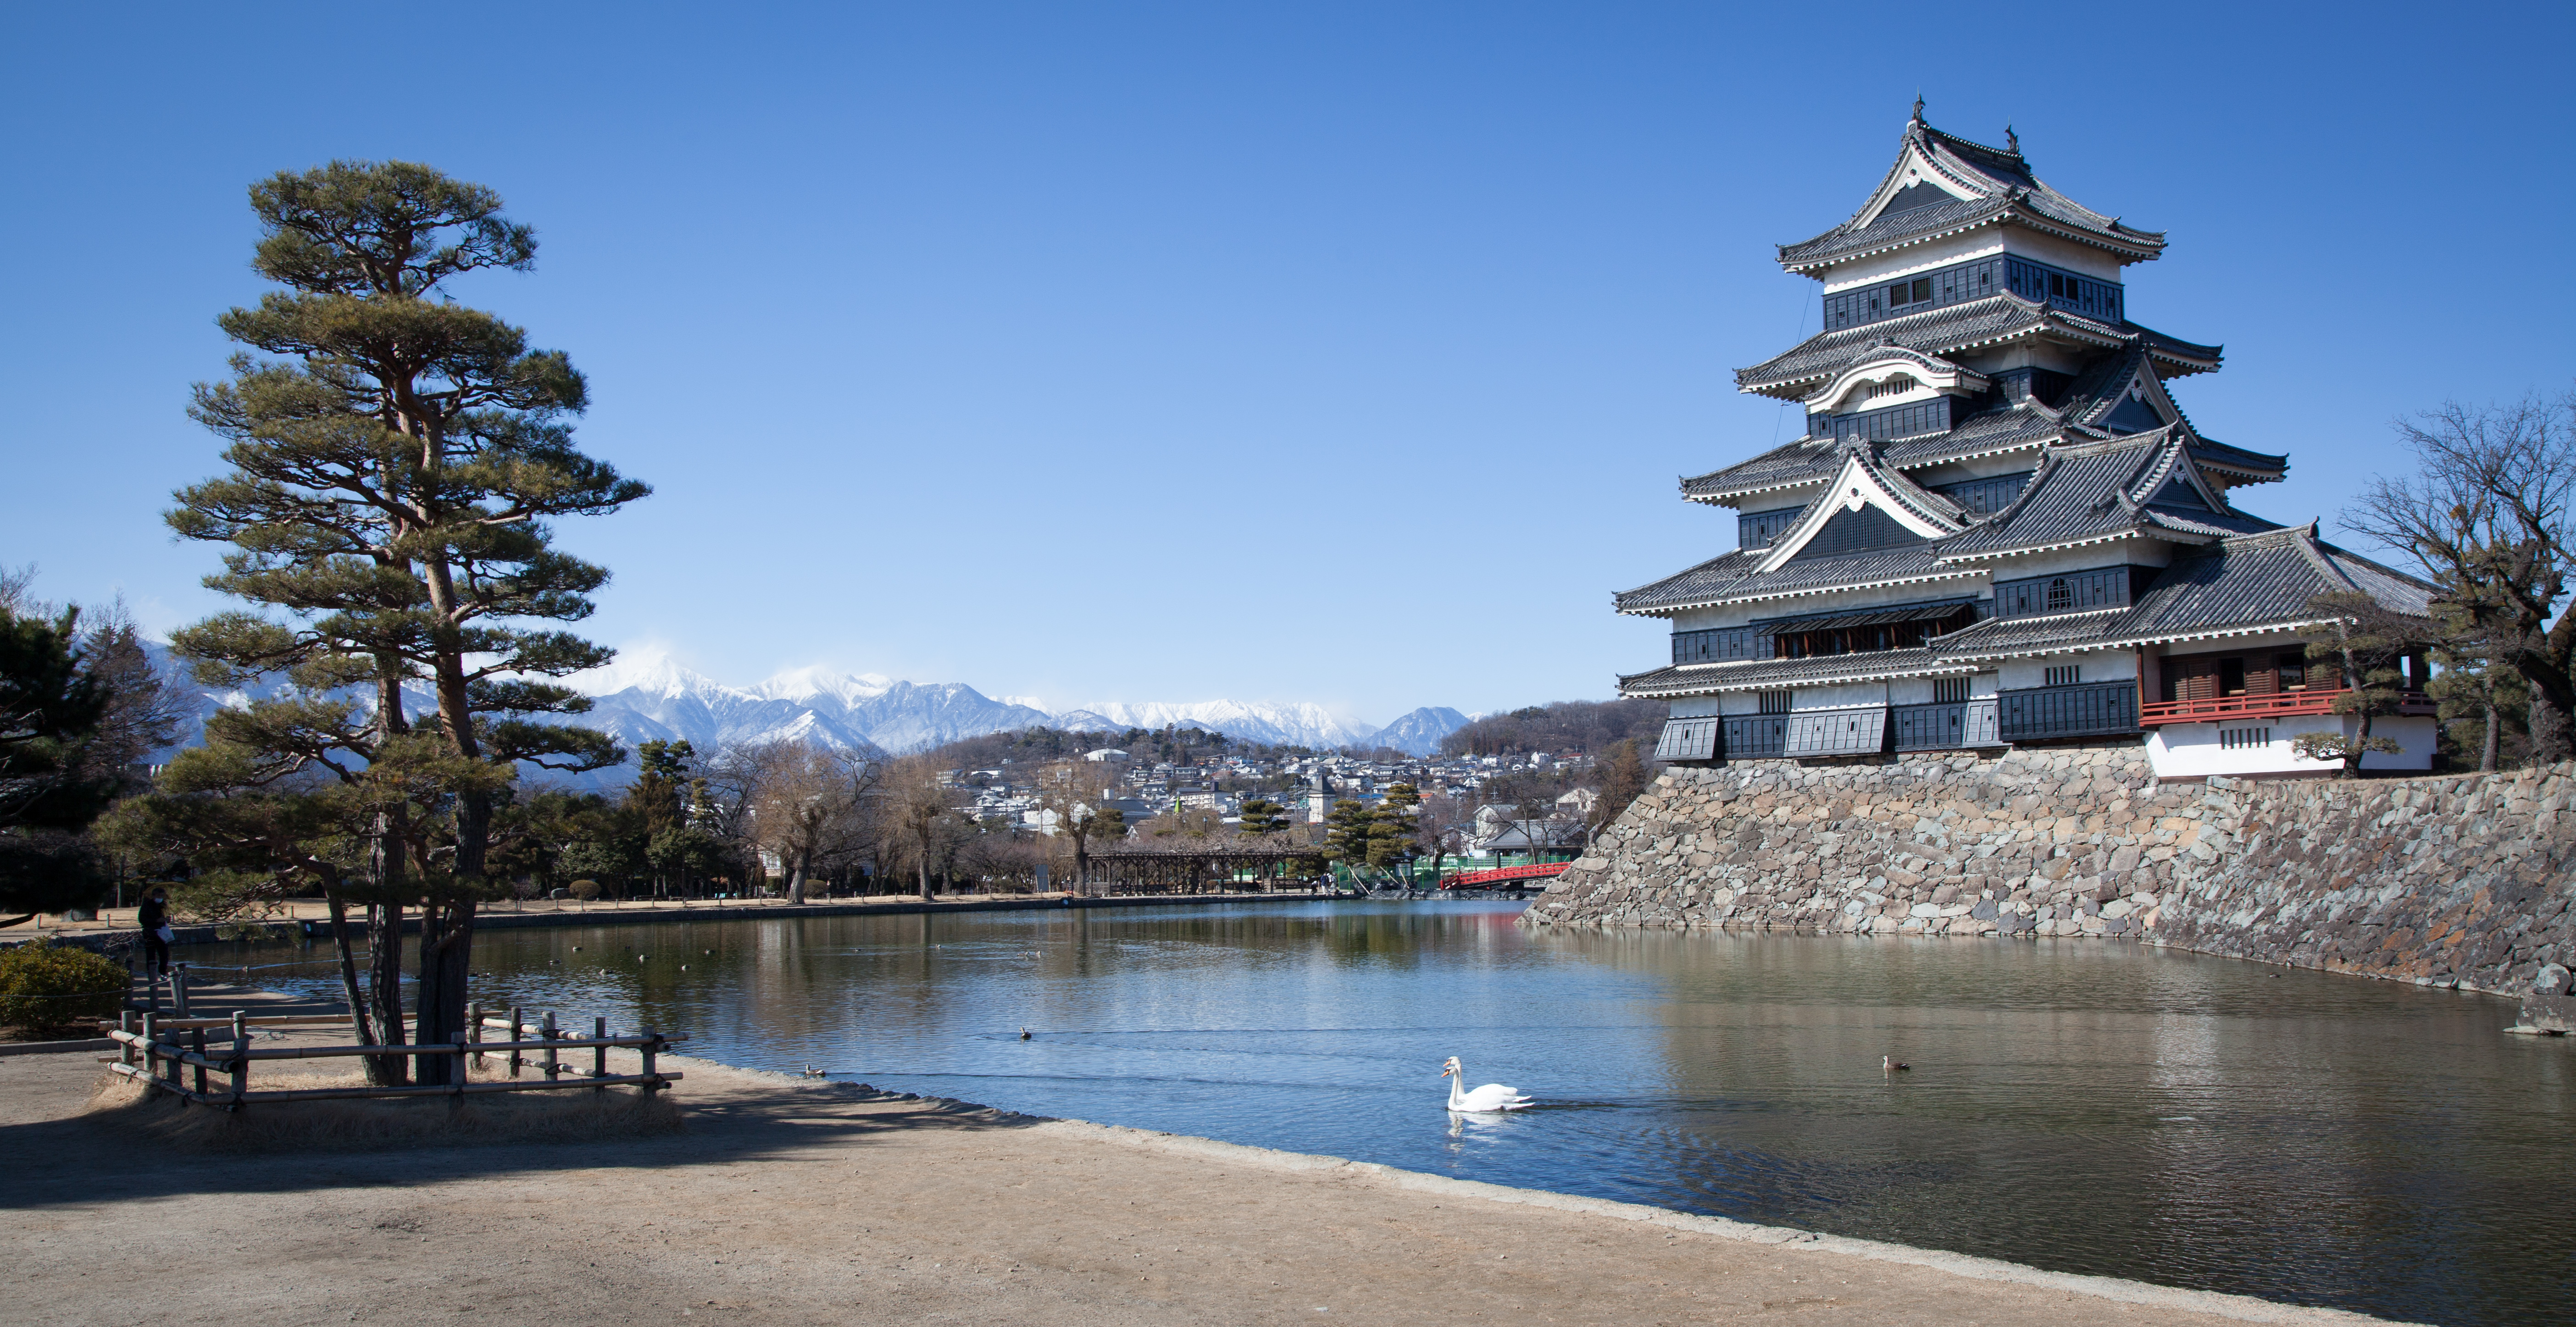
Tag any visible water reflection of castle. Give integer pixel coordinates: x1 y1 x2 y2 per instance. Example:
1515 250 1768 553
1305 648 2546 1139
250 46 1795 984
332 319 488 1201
1621 105 2436 781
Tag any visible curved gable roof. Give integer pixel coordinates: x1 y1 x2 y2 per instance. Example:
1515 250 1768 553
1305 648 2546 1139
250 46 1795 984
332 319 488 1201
1778 113 2168 274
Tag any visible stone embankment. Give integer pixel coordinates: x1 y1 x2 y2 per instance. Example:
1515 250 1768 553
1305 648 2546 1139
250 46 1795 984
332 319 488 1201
1523 746 2574 1001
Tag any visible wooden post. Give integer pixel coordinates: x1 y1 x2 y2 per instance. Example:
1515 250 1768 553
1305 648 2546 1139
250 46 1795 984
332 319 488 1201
190 1028 208 1099
139 1012 156 1083
467 1001 483 1067
172 965 191 1018
229 1012 249 1107
119 1009 135 1067
592 1016 607 1090
509 1006 524 1078
639 1030 659 1095
541 1011 560 1082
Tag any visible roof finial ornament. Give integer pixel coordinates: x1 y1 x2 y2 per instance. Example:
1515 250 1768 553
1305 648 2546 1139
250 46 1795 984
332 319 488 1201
1911 93 1925 124
2005 123 2019 153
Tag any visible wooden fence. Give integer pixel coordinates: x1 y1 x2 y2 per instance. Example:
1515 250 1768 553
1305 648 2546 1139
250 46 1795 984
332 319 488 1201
106 1006 683 1110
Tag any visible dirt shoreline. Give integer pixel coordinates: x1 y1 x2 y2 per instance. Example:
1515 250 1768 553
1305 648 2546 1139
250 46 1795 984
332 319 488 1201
1 1034 2410 1326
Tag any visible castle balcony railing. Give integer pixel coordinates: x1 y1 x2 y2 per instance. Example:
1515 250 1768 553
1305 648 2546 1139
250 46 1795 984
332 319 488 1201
1997 681 2138 741
2137 686 2434 727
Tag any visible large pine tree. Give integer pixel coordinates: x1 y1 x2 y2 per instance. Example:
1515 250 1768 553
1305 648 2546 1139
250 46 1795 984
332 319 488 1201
166 161 644 1081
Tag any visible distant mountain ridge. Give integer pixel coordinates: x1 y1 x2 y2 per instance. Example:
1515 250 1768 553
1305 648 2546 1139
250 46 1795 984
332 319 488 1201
572 660 1400 759
149 643 1460 780
1368 706 1471 756
1049 699 1378 750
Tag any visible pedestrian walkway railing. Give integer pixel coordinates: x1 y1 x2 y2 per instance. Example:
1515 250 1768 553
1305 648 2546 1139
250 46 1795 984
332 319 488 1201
105 1006 683 1110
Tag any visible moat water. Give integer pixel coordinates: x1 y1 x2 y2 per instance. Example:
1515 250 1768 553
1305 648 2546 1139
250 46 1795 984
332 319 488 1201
223 900 2572 1325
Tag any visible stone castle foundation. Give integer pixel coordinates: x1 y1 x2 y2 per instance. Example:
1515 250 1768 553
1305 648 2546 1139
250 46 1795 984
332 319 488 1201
1522 745 2574 1002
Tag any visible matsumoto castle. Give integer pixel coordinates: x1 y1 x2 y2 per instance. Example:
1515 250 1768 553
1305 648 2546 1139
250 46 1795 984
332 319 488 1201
1625 105 2436 781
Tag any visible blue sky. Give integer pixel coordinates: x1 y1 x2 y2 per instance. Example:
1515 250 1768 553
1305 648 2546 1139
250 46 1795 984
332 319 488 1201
4 3 2570 726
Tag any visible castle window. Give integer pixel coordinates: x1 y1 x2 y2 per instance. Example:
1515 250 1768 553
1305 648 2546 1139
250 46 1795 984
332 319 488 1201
2277 653 2307 690
1868 374 1918 400
1888 276 1934 307
1932 676 1969 704
2046 577 2072 611
1758 690 1792 715
2044 665 2082 687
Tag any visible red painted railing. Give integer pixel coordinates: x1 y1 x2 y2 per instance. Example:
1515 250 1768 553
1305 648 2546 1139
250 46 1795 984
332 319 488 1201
1441 861 1572 890
2137 686 2432 726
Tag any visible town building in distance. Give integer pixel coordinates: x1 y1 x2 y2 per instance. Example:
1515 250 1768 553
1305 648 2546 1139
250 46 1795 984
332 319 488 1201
1620 105 2437 781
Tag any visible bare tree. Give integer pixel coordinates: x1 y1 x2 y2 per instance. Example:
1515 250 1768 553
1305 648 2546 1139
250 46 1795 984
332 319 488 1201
1411 792 1469 881
887 756 958 901
2345 393 2576 761
735 740 879 903
1037 759 1122 891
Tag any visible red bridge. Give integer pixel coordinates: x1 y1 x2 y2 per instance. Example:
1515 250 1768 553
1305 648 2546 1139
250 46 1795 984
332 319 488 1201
1441 861 1573 890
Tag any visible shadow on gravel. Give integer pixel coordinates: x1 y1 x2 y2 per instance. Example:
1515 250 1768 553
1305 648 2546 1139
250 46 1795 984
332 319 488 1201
0 1073 1050 1211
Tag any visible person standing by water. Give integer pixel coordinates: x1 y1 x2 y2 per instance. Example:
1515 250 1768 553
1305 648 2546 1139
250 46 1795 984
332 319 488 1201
137 886 173 975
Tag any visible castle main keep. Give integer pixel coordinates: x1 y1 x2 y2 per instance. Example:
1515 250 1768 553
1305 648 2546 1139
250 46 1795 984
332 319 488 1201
1621 107 2435 781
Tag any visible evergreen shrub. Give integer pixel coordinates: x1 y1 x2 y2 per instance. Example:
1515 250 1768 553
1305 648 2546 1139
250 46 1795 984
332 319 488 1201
0 941 128 1035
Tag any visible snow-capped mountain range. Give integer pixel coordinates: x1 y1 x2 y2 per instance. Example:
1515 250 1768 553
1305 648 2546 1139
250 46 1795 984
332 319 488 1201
567 656 1462 760
147 641 1474 777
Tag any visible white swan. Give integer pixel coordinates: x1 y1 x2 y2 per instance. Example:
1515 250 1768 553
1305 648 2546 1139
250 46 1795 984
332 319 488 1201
1441 1056 1533 1112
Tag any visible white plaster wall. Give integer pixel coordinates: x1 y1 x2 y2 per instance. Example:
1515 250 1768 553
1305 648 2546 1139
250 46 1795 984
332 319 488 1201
1717 691 1761 716
1996 651 2137 688
1997 227 2125 281
2157 629 2312 658
1666 694 1724 719
1791 682 1888 712
1974 541 2176 579
1969 670 1999 698
1668 605 1738 631
1956 342 2087 377
1904 454 2047 488
1722 574 1990 618
2146 713 2436 779
1818 232 2004 293
1727 481 1825 516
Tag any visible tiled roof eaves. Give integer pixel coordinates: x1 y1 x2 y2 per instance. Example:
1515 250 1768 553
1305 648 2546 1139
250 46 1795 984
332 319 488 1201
1734 301 2219 399
1736 295 2054 395
1685 565 1989 612
1777 200 2163 274
2187 437 2288 475
1926 608 2128 661
1617 651 1963 697
1937 528 2158 565
1679 427 2057 505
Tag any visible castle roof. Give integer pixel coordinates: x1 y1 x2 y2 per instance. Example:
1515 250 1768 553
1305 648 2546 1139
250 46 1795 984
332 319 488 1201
1734 294 2222 399
1931 429 2277 562
1776 115 2168 275
2112 524 2436 643
1616 526 2438 697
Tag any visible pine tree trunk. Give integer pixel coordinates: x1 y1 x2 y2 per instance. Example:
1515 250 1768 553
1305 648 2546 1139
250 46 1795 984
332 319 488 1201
2482 697 2500 772
324 889 372 1047
413 898 474 1086
366 900 406 1086
2530 691 2575 765
415 789 490 1087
